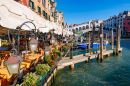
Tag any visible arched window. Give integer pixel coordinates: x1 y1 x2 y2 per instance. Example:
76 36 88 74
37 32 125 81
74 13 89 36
76 28 78 31
86 25 89 29
96 25 99 28
72 29 75 32
83 26 85 30
79 27 82 31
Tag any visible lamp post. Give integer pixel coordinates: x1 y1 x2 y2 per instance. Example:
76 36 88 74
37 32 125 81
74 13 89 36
5 21 37 74
29 38 38 52
44 46 51 56
50 36 56 45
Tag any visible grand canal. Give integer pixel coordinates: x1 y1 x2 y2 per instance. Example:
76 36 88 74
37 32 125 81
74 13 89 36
52 39 130 86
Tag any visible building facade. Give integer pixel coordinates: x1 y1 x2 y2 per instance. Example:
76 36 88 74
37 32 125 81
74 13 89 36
103 11 130 34
123 16 130 36
14 0 65 29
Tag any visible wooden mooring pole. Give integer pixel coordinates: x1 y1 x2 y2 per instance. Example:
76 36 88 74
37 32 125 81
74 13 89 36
108 32 109 43
100 23 103 60
111 28 114 50
86 32 88 54
72 42 73 59
116 25 120 54
89 32 91 54
105 33 107 50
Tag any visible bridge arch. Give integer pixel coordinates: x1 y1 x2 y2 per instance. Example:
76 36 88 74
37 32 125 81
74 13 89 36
83 26 85 30
86 25 89 29
79 27 82 31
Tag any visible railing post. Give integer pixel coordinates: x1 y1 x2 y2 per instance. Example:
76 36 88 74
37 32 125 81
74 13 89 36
100 23 103 60
111 28 114 50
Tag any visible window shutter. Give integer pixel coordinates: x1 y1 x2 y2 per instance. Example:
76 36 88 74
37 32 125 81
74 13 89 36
32 2 35 10
29 0 31 7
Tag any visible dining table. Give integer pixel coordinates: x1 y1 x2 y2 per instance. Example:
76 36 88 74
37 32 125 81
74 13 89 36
0 53 42 86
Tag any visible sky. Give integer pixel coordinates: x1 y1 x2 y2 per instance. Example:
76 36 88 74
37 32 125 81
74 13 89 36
56 0 130 25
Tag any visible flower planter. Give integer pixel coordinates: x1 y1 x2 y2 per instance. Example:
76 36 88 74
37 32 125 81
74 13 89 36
37 73 47 86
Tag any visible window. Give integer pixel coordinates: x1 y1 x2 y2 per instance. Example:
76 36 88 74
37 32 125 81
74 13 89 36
72 29 75 32
128 22 130 26
38 6 41 14
86 25 89 29
48 14 50 20
62 22 64 27
76 28 78 31
43 10 46 16
124 23 125 25
31 1 35 10
42 0 46 8
79 27 82 31
46 13 47 19
29 0 31 7
48 4 49 11
96 25 99 28
83 26 85 30
38 0 41 2
50 0 53 6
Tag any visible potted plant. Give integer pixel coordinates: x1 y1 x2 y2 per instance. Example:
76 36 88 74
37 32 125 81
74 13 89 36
63 46 67 52
47 59 55 67
36 64 50 76
53 48 61 57
44 55 52 62
52 53 58 61
23 73 39 86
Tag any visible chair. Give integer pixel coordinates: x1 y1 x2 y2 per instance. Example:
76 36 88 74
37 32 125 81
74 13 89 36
16 67 26 84
38 56 44 64
9 74 18 86
29 58 37 72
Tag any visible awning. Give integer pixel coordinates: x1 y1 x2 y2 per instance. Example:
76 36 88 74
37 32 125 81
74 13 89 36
0 0 49 30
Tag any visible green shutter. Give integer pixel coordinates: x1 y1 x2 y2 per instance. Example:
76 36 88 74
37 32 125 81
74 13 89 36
29 0 31 7
38 6 41 14
49 15 50 21
43 10 45 16
32 2 35 10
46 13 48 19
40 7 41 14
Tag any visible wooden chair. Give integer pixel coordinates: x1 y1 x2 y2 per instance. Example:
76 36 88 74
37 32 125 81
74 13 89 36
38 56 44 64
16 67 26 84
29 58 37 72
9 74 18 86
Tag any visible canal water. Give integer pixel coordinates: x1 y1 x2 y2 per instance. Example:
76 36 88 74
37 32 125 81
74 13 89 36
52 39 130 86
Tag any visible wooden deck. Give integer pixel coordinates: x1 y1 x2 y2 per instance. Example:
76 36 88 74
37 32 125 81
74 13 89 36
57 48 123 70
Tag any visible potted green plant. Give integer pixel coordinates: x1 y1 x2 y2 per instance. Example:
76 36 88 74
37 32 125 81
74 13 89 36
36 64 50 76
44 55 52 62
52 53 58 61
23 73 39 86
47 59 55 67
53 48 62 56
63 46 67 52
